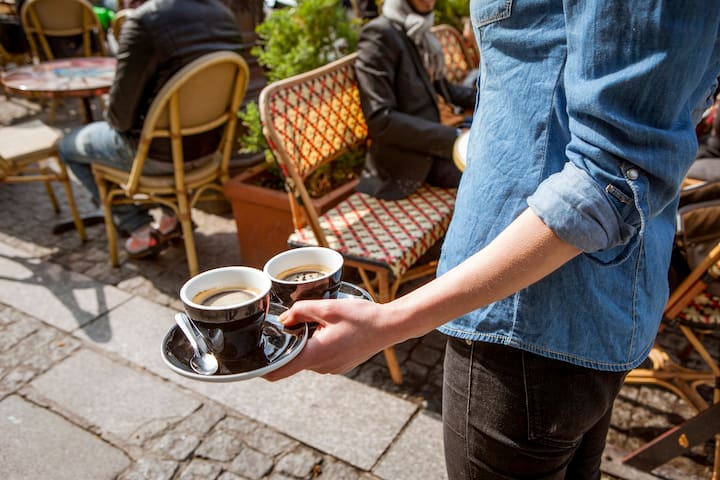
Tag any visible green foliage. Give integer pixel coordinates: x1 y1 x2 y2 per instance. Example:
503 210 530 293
238 0 364 197
434 0 469 31
237 102 272 163
252 0 360 83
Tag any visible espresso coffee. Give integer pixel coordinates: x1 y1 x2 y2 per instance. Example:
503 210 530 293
277 264 333 283
192 286 259 307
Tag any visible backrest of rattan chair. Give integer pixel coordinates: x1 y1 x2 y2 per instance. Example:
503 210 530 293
111 8 132 41
431 24 476 84
126 51 249 191
21 0 106 59
259 53 367 183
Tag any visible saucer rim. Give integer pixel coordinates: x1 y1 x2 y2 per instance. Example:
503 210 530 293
161 312 308 383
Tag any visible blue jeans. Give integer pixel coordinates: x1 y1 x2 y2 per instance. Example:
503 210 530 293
58 122 173 234
442 338 627 480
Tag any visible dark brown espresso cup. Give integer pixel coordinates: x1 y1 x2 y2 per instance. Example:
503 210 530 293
263 247 344 307
179 266 272 368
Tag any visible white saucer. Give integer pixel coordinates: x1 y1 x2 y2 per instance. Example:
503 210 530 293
161 304 308 383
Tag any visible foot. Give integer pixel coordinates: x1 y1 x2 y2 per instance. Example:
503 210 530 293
124 225 166 259
152 213 178 236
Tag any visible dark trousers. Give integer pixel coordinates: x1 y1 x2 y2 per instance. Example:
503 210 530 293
442 338 628 480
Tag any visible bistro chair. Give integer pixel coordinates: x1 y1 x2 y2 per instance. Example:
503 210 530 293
624 181 720 477
431 24 478 84
20 0 107 61
259 53 458 384
110 9 132 44
91 51 249 277
0 120 87 241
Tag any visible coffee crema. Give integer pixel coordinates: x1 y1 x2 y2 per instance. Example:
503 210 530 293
192 286 259 307
276 264 333 283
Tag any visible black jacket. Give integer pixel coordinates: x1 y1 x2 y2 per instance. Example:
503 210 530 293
355 16 476 200
106 0 242 161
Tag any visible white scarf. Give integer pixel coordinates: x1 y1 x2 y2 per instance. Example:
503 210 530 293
382 0 446 82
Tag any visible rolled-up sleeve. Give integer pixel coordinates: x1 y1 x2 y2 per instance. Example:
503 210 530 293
528 0 720 254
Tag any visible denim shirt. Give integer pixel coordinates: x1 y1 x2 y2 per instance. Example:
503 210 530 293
437 0 720 371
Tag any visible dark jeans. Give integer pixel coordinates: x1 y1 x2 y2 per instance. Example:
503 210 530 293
442 338 628 480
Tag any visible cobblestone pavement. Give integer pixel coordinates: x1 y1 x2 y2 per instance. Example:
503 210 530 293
1 95 717 479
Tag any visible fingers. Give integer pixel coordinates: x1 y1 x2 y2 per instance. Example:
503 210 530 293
277 299 330 327
263 298 384 382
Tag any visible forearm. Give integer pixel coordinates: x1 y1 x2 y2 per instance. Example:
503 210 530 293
387 208 581 342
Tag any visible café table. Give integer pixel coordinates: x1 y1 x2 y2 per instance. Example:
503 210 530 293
1 57 116 233
1 56 117 124
453 129 470 172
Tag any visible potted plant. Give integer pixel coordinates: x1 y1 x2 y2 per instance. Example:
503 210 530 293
224 0 363 267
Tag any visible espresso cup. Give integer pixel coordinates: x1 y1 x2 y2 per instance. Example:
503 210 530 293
179 266 272 367
263 247 344 307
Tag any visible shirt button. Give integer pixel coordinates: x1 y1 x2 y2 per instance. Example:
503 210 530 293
465 339 472 345
626 168 639 180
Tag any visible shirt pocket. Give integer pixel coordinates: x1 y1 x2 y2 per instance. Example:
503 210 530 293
472 0 513 28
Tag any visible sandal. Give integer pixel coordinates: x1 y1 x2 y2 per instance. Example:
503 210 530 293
125 230 169 259
152 221 182 244
152 220 198 245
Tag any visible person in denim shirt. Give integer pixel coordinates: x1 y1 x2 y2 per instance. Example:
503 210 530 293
267 1 720 477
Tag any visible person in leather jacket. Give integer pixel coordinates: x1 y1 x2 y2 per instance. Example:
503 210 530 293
354 0 476 200
59 0 242 258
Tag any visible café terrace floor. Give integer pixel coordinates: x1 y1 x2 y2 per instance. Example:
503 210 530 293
0 93 717 479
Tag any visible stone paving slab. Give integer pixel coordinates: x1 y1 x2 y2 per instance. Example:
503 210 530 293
0 242 131 334
374 410 447 480
29 349 202 441
0 395 131 480
73 295 176 374
186 372 419 471
73 295 421 471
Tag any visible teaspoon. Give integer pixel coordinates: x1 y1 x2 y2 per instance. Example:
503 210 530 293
174 313 218 375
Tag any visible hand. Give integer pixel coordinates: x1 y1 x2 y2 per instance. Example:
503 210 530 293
262 298 394 381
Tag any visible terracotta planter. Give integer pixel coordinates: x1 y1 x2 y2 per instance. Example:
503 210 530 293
223 163 358 268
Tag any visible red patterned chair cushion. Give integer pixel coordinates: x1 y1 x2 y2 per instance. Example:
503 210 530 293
676 291 720 329
432 24 475 84
289 185 456 278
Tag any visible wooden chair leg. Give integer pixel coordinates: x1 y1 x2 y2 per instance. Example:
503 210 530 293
43 179 60 212
56 161 87 241
377 269 403 384
383 347 403 385
180 216 198 277
96 177 118 267
177 196 198 277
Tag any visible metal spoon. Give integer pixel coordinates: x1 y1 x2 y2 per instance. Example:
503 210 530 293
174 313 218 375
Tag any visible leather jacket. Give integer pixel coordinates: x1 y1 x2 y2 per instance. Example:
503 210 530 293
355 16 476 200
106 0 243 161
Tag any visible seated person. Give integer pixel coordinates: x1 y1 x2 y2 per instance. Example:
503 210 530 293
59 0 242 258
354 0 476 200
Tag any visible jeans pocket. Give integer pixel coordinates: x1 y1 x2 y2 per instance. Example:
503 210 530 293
472 0 513 28
523 352 625 449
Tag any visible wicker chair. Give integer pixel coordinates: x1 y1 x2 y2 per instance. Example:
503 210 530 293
0 120 87 241
259 53 458 384
20 0 107 61
92 51 249 277
431 24 478 84
624 182 720 477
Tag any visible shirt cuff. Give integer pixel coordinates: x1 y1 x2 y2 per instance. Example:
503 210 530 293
527 162 637 253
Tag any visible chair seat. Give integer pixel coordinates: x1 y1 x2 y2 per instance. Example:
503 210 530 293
675 291 720 330
0 120 61 163
289 185 456 278
92 154 221 192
